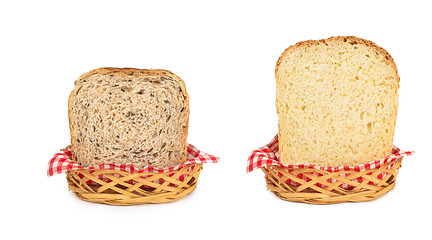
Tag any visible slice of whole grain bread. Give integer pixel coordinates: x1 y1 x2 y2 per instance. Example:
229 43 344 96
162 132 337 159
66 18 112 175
68 67 189 168
275 36 399 167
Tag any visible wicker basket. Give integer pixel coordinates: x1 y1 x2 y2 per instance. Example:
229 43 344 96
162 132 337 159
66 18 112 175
261 158 403 204
66 163 203 205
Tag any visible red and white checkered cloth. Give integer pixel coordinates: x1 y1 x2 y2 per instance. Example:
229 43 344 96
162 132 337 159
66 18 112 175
48 143 219 178
247 135 414 189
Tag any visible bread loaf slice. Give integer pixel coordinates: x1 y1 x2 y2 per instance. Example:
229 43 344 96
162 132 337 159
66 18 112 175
275 36 399 167
68 68 189 168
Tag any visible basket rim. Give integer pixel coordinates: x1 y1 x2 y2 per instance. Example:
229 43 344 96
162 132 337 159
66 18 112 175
247 135 414 173
48 144 219 177
65 162 202 174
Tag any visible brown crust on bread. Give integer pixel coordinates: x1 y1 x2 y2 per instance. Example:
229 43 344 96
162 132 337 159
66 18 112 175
276 36 399 83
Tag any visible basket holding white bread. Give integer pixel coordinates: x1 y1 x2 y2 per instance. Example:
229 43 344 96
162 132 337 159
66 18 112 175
248 36 414 204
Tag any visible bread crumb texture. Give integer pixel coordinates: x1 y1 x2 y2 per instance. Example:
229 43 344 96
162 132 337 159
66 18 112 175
68 68 189 168
275 36 399 166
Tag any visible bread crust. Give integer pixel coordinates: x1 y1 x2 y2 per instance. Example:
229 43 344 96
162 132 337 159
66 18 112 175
68 67 189 168
276 36 399 83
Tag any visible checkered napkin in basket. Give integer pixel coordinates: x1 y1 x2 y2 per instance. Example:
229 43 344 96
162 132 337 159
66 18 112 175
247 135 414 189
48 143 219 181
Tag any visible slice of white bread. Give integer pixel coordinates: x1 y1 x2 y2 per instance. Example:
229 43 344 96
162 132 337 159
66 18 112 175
68 68 189 168
275 36 399 167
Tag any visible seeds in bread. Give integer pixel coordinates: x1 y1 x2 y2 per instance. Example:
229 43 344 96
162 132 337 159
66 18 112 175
275 36 399 167
68 68 189 169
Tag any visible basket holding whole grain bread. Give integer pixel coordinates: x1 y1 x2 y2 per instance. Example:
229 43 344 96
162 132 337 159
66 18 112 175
48 68 219 205
247 36 414 204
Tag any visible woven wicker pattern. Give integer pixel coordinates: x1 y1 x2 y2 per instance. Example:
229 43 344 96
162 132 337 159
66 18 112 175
66 163 203 205
262 158 403 204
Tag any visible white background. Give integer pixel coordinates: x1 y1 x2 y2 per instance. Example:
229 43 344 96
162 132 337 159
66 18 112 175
1 1 430 239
